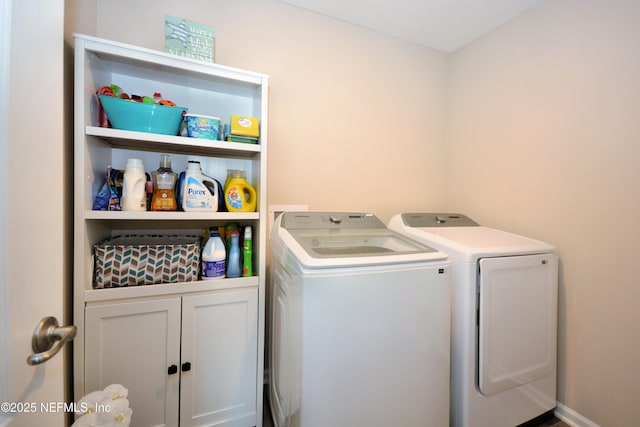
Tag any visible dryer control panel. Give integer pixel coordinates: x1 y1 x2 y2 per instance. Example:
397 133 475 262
401 213 479 228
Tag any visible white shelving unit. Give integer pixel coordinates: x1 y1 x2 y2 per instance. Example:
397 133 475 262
73 34 268 427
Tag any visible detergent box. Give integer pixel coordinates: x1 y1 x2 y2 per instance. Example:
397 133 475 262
230 115 259 138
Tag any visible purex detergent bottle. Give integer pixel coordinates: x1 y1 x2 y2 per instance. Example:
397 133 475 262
181 160 219 211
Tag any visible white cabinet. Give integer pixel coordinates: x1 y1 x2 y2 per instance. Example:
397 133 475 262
85 298 181 427
85 289 258 427
73 34 268 426
180 290 258 427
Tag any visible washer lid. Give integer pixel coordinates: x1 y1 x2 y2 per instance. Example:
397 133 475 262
275 212 446 268
388 213 555 262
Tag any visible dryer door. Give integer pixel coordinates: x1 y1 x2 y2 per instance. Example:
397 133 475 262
477 253 557 396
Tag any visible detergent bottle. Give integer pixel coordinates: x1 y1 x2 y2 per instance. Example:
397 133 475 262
224 170 257 212
224 169 237 193
226 229 241 278
121 158 146 211
201 228 226 279
242 226 253 277
181 160 219 211
151 154 177 211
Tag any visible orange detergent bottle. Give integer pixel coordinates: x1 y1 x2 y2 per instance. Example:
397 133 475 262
224 170 257 212
151 155 177 211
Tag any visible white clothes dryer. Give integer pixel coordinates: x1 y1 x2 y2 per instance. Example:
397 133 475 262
389 213 558 427
269 212 451 427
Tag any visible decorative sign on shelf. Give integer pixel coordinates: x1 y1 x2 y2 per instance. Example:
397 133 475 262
164 15 214 63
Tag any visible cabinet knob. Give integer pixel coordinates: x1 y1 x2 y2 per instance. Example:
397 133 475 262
168 364 178 375
182 362 191 372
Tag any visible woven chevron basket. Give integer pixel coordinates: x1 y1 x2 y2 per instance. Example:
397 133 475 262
93 235 201 288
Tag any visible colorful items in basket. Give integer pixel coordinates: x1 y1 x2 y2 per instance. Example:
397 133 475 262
96 85 187 135
97 85 177 106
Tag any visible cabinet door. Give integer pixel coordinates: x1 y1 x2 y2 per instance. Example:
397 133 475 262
85 298 182 427
180 289 258 427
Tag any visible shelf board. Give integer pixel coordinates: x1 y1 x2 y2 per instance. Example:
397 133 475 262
80 33 268 86
86 126 261 158
85 210 259 220
84 276 260 303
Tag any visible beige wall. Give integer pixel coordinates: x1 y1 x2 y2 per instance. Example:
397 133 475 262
90 0 449 222
447 0 640 425
67 0 640 424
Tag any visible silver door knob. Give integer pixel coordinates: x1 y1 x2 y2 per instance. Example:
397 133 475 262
26 316 77 366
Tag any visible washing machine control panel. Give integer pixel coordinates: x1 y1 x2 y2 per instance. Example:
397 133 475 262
401 213 479 228
281 212 386 230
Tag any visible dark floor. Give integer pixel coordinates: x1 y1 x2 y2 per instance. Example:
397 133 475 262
536 418 569 427
263 399 273 427
262 395 569 427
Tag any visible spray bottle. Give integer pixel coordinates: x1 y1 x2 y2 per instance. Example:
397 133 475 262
242 226 253 277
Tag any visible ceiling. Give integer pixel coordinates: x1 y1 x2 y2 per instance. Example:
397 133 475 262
278 0 544 52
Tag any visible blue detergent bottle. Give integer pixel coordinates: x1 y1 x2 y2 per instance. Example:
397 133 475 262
226 229 241 278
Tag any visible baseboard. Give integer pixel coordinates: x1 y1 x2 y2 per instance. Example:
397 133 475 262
555 402 600 427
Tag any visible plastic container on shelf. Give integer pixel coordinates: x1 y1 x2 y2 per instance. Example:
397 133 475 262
225 222 239 255
202 228 226 280
226 229 241 278
121 159 147 211
242 226 253 277
151 155 177 211
181 160 220 212
184 114 221 140
224 170 257 212
97 94 187 135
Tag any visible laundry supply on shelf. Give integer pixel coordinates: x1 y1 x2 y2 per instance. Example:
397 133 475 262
184 113 221 140
151 154 177 211
181 160 221 212
242 226 253 277
202 228 226 280
226 229 242 278
121 159 147 211
92 166 121 211
224 170 257 212
224 115 260 144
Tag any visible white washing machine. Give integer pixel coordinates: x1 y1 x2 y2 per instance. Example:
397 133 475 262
268 211 451 427
388 213 558 427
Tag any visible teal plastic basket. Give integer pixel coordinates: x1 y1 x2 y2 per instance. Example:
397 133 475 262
98 95 188 136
